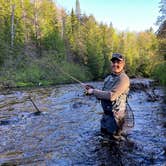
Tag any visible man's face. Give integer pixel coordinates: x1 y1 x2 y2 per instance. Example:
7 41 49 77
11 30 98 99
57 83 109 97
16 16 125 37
111 59 125 74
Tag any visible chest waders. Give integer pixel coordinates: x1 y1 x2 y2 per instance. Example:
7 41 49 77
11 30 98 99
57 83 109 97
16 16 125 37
100 73 129 136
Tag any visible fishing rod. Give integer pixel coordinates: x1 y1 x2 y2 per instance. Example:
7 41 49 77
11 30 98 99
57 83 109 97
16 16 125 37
53 62 135 128
30 62 134 127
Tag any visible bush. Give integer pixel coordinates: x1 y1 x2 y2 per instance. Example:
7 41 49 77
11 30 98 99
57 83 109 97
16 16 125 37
152 61 166 86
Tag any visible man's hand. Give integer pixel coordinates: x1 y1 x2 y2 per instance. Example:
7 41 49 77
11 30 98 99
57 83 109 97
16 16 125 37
85 84 94 95
86 88 94 95
85 84 94 90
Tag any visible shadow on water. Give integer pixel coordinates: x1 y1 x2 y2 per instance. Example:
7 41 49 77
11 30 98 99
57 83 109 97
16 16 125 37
0 79 166 165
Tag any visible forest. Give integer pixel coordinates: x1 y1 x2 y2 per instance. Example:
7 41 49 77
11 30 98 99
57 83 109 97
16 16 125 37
0 0 165 88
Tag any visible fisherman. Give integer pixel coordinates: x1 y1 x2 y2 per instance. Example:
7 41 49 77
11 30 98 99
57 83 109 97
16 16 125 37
85 53 130 140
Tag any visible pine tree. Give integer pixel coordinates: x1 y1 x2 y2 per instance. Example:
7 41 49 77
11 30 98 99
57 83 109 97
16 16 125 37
156 0 166 25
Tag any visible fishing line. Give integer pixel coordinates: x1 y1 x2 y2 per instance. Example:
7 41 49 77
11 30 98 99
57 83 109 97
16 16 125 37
48 60 86 89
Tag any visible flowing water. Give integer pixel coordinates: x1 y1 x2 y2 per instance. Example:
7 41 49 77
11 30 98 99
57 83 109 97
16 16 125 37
0 79 165 166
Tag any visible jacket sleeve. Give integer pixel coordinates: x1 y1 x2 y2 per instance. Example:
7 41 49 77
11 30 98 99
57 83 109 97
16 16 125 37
93 74 130 101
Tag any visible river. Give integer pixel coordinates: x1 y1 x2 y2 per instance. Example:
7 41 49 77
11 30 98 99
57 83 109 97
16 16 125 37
0 79 165 166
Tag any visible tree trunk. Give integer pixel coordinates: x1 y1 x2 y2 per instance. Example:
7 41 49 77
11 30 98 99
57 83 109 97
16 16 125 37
34 0 42 56
11 4 15 48
21 0 27 43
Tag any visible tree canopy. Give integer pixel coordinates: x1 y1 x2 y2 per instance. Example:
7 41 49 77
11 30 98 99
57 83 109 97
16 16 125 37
0 0 165 87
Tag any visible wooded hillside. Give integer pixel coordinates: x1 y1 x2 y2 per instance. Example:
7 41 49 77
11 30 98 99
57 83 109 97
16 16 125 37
0 0 165 87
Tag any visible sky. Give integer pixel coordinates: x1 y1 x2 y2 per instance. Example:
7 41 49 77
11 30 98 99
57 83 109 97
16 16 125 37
55 0 160 32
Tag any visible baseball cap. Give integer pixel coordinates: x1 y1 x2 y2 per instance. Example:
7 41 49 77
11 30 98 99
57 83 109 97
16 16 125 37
111 53 124 61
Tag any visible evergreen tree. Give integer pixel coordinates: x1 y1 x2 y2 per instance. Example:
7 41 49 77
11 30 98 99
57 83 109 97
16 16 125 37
71 8 78 33
85 15 104 79
99 23 112 76
156 0 166 25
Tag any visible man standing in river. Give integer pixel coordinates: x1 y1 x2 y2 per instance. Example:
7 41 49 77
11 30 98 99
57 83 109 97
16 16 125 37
86 53 130 140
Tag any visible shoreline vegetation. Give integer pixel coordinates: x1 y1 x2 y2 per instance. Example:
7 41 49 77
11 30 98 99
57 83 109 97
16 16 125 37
0 0 165 89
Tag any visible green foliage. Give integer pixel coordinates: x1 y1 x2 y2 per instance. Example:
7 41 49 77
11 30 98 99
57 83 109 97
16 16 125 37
87 45 104 79
42 31 66 60
84 15 105 79
15 64 43 85
0 0 164 88
152 61 166 86
56 61 93 84
0 51 92 87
